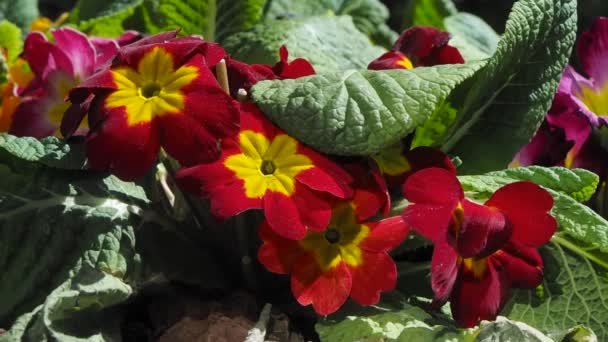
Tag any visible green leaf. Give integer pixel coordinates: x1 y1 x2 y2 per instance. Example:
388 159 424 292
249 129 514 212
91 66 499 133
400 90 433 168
0 0 39 32
263 0 396 48
216 0 266 43
73 0 144 37
0 20 22 63
504 238 608 341
444 13 500 61
402 0 457 30
223 16 385 73
442 0 577 174
1 268 131 341
251 63 482 155
141 0 215 38
411 100 458 148
0 134 86 170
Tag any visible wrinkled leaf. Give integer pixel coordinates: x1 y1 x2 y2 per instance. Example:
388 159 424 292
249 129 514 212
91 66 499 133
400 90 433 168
73 0 144 37
0 134 86 170
445 13 500 61
442 0 577 173
252 63 481 155
224 15 385 73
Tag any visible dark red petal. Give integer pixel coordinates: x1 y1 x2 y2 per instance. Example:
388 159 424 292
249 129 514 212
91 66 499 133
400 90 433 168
85 107 160 180
272 45 316 78
225 57 277 98
511 121 573 167
264 191 307 240
348 163 390 221
485 181 556 248
577 17 608 85
402 203 454 242
402 167 463 206
425 44 465 66
257 221 305 274
292 184 333 231
296 146 354 199
404 146 456 177
368 51 412 70
450 262 508 328
392 26 464 66
291 256 352 315
430 239 459 306
456 199 511 258
493 242 543 288
9 98 57 138
239 102 278 137
571 132 608 180
68 69 116 105
359 216 410 252
349 251 397 305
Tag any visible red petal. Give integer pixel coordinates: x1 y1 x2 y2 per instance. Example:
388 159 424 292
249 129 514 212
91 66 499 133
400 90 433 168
296 146 354 199
450 262 508 328
393 26 464 66
348 163 390 221
368 51 412 70
359 216 409 252
485 181 556 248
402 167 463 206
349 251 397 305
226 57 277 97
257 221 305 274
278 58 316 78
430 239 459 306
239 102 278 136
264 191 307 240
402 203 454 242
292 184 333 231
85 106 160 180
456 199 511 258
291 256 352 315
9 98 57 138
494 242 543 288
404 146 456 177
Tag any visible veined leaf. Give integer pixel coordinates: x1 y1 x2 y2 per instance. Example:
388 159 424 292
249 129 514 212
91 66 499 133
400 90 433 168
442 0 577 174
402 0 457 30
0 134 86 170
252 63 481 155
72 0 144 37
223 16 385 73
445 13 500 61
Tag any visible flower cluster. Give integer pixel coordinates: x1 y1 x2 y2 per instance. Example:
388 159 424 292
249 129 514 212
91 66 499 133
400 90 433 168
0 23 557 327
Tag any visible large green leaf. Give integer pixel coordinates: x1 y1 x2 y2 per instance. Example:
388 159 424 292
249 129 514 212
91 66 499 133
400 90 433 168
0 134 86 170
401 0 457 30
0 20 22 63
215 0 266 43
444 13 500 61
263 0 397 48
251 63 481 155
0 0 38 32
72 0 144 37
223 15 385 73
442 0 577 174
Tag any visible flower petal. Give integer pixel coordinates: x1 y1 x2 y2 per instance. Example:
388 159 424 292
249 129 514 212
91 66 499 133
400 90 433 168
348 163 390 221
9 98 58 138
264 191 307 240
51 27 96 78
226 57 277 98
456 199 511 258
291 256 352 315
392 26 464 66
402 167 463 206
349 251 397 305
493 242 543 288
402 203 454 242
257 221 305 274
485 181 556 248
292 184 333 231
296 146 354 199
368 51 413 70
430 240 459 306
577 17 608 86
359 216 409 252
450 262 508 328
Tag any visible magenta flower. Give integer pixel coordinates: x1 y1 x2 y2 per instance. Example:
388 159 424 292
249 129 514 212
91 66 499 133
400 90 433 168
9 28 139 138
513 17 608 180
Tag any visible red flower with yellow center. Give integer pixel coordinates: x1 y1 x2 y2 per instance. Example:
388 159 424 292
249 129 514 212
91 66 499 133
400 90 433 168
176 103 353 240
258 201 409 315
63 32 239 180
368 26 464 70
401 167 556 327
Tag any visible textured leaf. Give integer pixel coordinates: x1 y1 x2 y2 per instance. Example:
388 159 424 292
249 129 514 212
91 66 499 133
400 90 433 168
0 0 39 31
444 13 500 61
0 134 86 170
263 0 397 48
0 20 22 63
223 16 385 73
141 0 214 38
402 0 457 30
442 0 577 173
252 63 481 155
216 0 266 43
73 0 143 37
411 100 458 148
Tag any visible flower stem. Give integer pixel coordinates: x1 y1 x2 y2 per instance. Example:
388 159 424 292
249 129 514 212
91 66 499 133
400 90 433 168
215 59 230 94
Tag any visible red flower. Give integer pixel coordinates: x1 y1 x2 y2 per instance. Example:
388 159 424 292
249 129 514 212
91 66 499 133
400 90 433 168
402 168 556 327
371 145 456 187
175 103 353 240
368 26 464 70
226 45 315 98
258 201 409 315
61 31 239 180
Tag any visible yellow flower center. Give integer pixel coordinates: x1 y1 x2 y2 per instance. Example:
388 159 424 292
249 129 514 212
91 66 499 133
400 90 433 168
105 47 199 126
461 256 488 279
396 55 414 69
578 81 608 116
371 142 411 176
298 203 370 271
224 131 314 198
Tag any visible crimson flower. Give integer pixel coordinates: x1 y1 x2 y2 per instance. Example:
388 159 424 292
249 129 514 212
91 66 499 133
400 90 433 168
368 26 464 70
175 103 353 240
61 31 240 180
371 145 456 187
226 45 315 98
258 200 409 315
402 168 556 327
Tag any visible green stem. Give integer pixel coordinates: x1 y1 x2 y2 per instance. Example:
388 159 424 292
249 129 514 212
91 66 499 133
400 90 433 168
551 234 608 270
